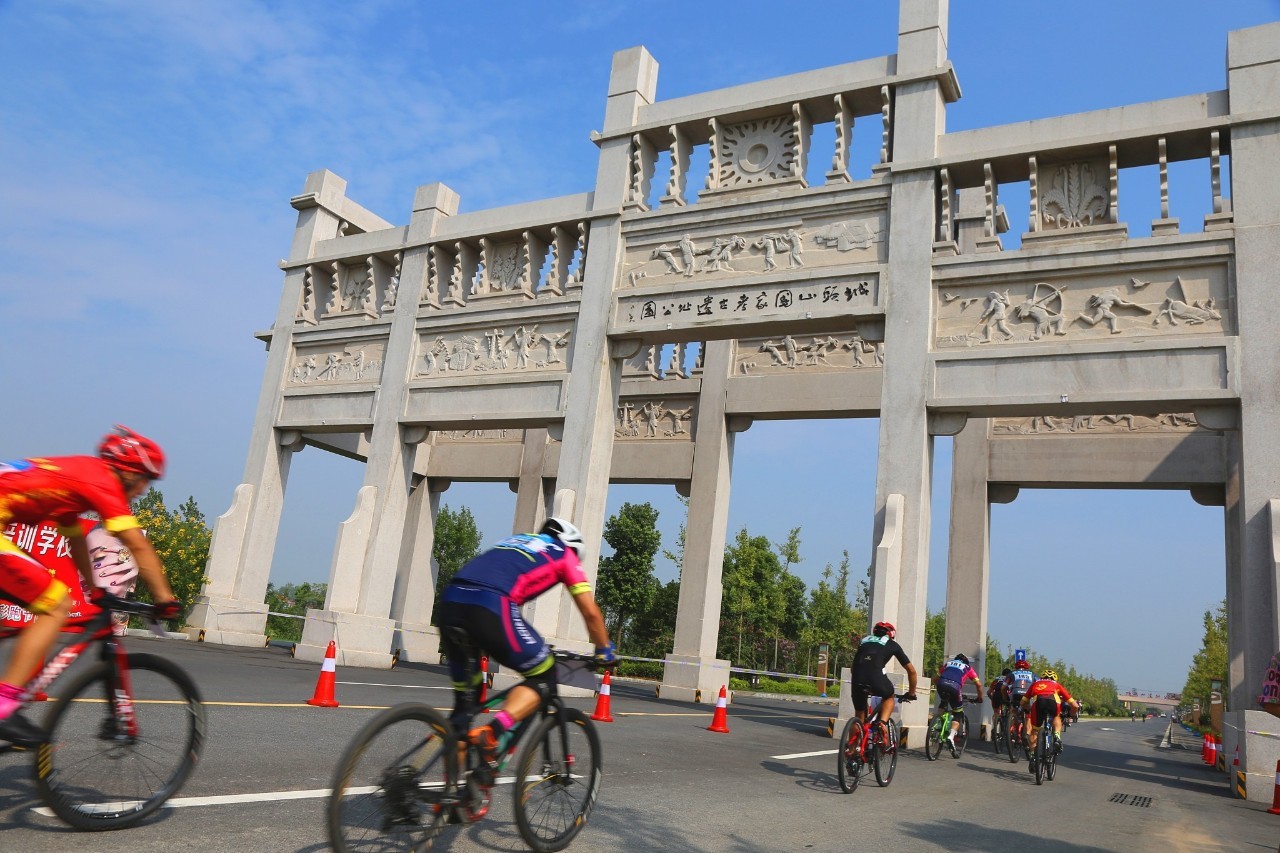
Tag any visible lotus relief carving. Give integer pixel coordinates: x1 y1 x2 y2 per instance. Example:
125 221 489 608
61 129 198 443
1041 162 1108 229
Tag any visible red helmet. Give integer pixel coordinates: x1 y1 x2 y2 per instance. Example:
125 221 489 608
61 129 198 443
1015 660 1030 670
98 425 165 479
873 621 896 639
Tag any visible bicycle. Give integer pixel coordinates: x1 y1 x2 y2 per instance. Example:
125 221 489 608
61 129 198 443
990 704 1009 756
1007 701 1031 763
925 696 974 761
836 694 912 793
0 592 206 830
1028 716 1060 784
328 646 604 853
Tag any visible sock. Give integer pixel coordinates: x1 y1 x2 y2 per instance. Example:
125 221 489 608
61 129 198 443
0 682 22 721
491 710 515 736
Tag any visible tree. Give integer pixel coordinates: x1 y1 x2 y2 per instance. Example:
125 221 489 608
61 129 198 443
596 502 662 649
265 582 327 642
803 551 860 678
719 527 788 668
1182 599 1228 713
131 489 211 626
923 609 947 677
431 505 482 617
628 579 680 658
771 527 802 669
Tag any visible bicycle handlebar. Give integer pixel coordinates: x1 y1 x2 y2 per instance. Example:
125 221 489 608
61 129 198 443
91 591 164 617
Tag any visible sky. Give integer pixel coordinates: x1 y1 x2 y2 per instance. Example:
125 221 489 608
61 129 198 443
3 0 1277 695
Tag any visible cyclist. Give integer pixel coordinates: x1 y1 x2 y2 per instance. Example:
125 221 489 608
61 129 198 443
437 517 615 769
936 652 984 753
0 426 180 746
851 621 918 742
989 667 1012 716
1022 667 1078 753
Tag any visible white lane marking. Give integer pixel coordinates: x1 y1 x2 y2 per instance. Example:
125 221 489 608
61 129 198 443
772 749 838 760
336 681 453 690
32 778 521 817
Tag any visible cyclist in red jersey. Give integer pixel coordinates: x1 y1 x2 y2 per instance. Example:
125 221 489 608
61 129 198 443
0 426 180 746
1021 668 1079 753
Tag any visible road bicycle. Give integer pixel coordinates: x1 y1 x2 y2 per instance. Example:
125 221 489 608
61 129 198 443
328 645 604 853
1028 716 1060 784
925 696 975 760
836 694 912 793
1007 702 1032 763
990 704 1009 756
0 592 206 830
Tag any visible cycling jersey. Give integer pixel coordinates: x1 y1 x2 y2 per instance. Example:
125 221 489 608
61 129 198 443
449 533 589 604
1009 668 1036 697
989 679 1010 707
1025 678 1074 705
937 658 979 690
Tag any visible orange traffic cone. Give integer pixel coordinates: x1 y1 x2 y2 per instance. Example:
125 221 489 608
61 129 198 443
1201 733 1212 764
591 670 615 722
306 640 340 708
478 656 489 705
1233 743 1240 768
707 685 730 733
1268 760 1280 815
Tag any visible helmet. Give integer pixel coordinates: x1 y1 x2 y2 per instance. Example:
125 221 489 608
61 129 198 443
1002 668 1012 677
1042 668 1058 682
953 653 970 666
1015 660 1030 670
872 621 896 639
539 517 583 556
98 425 165 479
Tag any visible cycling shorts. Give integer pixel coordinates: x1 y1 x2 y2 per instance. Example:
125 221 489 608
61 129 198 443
851 672 895 713
0 541 70 615
438 584 553 685
936 681 965 712
1029 696 1061 728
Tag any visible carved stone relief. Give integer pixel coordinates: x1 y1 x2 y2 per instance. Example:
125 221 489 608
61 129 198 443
1040 160 1110 229
734 331 883 375
416 321 573 378
288 340 386 386
935 272 1227 349
434 428 522 442
624 214 884 285
992 413 1202 435
615 397 696 440
715 114 799 186
621 278 875 332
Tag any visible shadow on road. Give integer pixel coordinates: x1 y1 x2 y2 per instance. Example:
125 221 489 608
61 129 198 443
897 818 1114 852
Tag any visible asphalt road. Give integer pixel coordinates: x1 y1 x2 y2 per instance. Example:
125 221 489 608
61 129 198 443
1 636 1276 852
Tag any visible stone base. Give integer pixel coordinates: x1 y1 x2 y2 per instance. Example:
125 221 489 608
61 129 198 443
392 623 442 665
1204 211 1235 232
658 654 732 704
296 609 396 669
182 595 268 647
1020 222 1128 249
1222 709 1280 804
1151 217 1180 236
974 235 1003 253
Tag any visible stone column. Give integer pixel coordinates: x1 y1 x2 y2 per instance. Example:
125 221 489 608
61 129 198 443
389 477 444 663
661 340 735 702
541 47 658 648
868 0 950 733
1227 21 1280 712
298 183 459 667
515 429 558 636
185 169 349 646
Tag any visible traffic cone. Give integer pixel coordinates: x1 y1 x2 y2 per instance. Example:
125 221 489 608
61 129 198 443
1233 743 1240 768
478 656 488 705
707 685 730 733
306 640 340 708
591 669 614 722
1201 733 1212 764
1268 760 1280 815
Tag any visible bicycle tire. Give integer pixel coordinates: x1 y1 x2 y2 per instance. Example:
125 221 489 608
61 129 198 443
1033 728 1047 785
991 714 1005 755
925 715 945 761
836 718 861 794
35 652 205 830
1047 732 1059 781
873 719 897 787
1007 718 1020 763
328 703 456 853
514 707 601 853
953 714 969 758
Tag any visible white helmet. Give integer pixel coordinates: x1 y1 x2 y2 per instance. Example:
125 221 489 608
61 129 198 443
539 517 583 556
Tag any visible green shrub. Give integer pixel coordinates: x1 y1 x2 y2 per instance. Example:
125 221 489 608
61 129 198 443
617 660 663 680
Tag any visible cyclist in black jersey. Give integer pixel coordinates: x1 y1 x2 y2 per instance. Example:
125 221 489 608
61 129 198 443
851 622 919 734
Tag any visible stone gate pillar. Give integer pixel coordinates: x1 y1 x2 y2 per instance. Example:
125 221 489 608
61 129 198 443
868 0 950 731
389 476 445 663
661 340 736 702
186 169 353 646
542 47 658 648
298 183 459 667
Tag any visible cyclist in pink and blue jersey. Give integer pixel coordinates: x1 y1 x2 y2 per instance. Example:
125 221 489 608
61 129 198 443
936 653 984 752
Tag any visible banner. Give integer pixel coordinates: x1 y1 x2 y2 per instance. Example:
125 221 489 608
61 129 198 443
0 519 96 629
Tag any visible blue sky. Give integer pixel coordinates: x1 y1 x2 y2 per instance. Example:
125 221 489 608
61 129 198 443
3 0 1276 694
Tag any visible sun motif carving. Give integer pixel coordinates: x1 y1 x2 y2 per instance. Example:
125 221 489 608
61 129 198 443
718 115 797 186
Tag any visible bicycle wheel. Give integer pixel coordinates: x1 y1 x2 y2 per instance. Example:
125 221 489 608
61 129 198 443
328 704 456 853
991 714 1005 755
1033 729 1047 785
836 718 862 794
925 715 945 761
1046 732 1059 781
1007 719 1020 763
953 714 969 758
35 653 205 830
873 719 897 787
514 707 601 853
